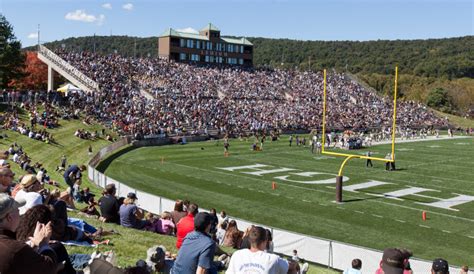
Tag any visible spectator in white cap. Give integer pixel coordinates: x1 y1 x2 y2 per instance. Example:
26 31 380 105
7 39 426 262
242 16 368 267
15 174 45 215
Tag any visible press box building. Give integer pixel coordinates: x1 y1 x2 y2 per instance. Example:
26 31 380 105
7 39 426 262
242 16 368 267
158 23 253 67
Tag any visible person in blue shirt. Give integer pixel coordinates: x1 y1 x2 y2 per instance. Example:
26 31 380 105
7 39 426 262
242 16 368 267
172 212 216 274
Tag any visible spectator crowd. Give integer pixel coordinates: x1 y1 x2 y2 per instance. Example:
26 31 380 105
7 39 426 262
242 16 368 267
52 50 448 138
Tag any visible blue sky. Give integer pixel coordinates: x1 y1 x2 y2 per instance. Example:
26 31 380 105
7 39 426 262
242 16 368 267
1 0 472 48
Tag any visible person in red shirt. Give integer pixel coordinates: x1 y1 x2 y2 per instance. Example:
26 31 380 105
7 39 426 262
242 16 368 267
176 203 198 249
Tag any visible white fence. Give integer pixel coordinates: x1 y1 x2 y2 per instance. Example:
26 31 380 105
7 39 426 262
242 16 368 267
88 143 469 273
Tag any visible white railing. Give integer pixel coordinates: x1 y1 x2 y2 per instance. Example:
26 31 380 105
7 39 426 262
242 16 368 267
38 45 99 92
87 141 469 274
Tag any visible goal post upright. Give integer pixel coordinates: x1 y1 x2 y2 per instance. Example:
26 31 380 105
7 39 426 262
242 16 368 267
320 67 399 203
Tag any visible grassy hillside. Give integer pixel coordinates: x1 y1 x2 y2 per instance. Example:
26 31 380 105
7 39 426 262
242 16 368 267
0 105 339 273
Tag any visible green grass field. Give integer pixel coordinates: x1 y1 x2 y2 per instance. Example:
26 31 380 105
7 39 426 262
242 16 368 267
101 135 474 266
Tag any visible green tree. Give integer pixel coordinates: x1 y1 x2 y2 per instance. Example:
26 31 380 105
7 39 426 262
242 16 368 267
426 88 453 113
0 14 25 88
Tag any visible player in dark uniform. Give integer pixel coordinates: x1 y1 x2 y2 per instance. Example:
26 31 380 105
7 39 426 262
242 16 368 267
223 135 230 156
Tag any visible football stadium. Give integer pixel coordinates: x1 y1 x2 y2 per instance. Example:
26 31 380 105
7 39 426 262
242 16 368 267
1 2 473 274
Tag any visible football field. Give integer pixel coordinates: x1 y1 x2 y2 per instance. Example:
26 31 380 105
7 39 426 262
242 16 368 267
100 135 474 265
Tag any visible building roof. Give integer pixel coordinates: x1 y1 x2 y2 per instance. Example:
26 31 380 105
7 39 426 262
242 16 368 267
200 23 220 32
159 27 253 46
221 37 253 46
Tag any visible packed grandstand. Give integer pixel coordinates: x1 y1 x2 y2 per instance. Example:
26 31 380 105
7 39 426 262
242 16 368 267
51 50 449 137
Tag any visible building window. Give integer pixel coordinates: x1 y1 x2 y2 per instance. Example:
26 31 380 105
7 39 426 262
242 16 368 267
187 40 194 48
205 55 210 62
239 58 243 65
227 44 233 52
240 45 244 54
180 39 185 47
206 42 212 50
227 57 237 65
179 53 187 61
191 54 200 61
196 41 201 49
209 56 215 63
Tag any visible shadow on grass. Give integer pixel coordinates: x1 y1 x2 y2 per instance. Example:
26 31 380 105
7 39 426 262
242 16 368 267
96 145 138 173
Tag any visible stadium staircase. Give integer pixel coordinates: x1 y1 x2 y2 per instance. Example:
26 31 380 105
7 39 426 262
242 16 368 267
37 45 99 93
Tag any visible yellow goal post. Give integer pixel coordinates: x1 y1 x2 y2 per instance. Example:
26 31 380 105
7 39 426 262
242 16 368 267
320 67 399 202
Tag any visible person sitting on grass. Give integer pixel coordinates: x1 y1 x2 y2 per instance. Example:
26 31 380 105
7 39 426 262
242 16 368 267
176 203 198 249
226 226 293 274
159 211 176 235
222 220 243 249
79 196 101 219
170 200 187 228
99 183 121 224
119 192 148 230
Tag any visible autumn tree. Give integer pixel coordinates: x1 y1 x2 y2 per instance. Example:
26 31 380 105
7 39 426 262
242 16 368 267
9 51 48 90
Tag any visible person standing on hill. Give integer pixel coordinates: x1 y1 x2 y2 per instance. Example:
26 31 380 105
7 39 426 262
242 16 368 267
63 164 86 196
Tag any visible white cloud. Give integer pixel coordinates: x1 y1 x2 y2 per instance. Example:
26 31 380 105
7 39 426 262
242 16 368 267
97 14 105 26
27 33 38 39
176 27 198 34
122 3 133 10
65 10 105 25
102 3 112 9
